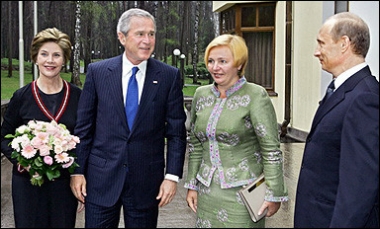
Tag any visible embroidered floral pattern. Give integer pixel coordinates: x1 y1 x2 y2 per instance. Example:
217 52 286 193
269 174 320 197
244 116 252 129
196 218 212 228
213 171 220 185
195 131 207 143
236 191 244 205
238 159 249 171
216 209 229 222
267 150 284 164
184 178 198 190
254 123 267 137
240 94 251 106
253 151 263 163
226 96 241 110
198 183 211 195
201 164 211 178
217 132 239 146
225 167 238 182
196 96 215 112
185 76 289 227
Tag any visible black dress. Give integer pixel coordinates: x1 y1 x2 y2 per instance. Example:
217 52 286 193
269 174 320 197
1 80 82 228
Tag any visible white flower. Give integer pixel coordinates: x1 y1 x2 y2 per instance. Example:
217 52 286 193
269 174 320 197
16 125 30 134
6 120 80 186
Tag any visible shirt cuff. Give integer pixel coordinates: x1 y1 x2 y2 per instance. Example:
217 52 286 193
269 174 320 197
165 174 179 183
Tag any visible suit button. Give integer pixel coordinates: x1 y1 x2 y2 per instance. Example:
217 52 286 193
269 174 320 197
123 164 127 167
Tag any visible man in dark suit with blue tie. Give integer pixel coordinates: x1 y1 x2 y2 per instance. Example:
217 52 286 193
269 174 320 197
294 12 379 228
70 8 187 228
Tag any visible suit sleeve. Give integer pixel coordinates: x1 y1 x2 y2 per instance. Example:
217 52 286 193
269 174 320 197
164 69 187 178
73 64 98 175
331 92 379 227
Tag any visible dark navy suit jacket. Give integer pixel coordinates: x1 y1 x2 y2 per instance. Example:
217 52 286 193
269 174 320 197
294 66 379 228
74 55 187 209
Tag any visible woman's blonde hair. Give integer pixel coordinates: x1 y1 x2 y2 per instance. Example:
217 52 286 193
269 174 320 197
204 34 248 77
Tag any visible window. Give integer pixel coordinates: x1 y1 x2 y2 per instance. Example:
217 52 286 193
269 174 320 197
220 3 277 95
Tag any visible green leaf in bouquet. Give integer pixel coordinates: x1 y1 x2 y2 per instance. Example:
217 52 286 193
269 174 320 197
18 158 31 168
34 157 43 167
31 175 44 187
11 151 20 159
5 134 16 139
68 162 80 173
46 169 60 181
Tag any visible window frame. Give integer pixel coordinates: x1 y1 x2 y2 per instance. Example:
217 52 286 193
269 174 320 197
220 2 277 96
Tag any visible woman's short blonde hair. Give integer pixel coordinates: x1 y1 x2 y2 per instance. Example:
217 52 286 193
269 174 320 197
204 34 248 77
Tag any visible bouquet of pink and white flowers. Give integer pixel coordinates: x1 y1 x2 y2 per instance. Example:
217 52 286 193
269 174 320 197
5 120 80 186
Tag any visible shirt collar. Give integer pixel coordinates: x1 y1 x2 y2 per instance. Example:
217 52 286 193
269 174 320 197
122 52 148 75
334 62 367 90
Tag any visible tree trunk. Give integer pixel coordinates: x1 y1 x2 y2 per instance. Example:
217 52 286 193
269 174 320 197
71 1 82 87
7 1 13 78
192 1 200 84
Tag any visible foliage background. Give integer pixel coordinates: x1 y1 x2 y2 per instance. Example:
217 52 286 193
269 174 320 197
1 58 210 100
1 1 218 85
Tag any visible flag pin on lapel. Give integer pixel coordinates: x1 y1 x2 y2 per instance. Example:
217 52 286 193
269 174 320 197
153 81 158 84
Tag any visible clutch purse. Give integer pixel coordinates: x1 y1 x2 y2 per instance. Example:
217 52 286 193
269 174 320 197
238 174 268 222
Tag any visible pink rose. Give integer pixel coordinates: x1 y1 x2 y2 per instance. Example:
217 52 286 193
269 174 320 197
43 156 54 165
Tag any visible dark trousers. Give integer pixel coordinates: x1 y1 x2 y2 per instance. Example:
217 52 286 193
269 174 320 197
84 178 159 228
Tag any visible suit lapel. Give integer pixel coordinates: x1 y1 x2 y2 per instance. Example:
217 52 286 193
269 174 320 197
132 59 161 130
106 55 128 130
310 67 370 131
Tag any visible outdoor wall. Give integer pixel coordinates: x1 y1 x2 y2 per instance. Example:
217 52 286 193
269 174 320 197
212 1 379 139
348 1 379 80
269 1 286 127
290 1 324 134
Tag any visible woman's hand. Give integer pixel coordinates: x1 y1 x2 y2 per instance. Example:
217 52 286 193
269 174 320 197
186 189 198 213
259 201 281 217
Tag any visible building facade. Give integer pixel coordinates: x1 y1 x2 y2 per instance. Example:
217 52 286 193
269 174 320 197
213 1 379 141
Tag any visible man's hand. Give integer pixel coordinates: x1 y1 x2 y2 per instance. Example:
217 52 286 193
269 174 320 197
70 175 87 211
156 179 177 207
77 201 85 213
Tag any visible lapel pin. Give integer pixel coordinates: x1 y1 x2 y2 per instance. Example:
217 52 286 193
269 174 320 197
153 81 158 84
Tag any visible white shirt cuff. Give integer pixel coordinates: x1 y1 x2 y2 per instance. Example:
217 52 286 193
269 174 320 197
165 174 179 183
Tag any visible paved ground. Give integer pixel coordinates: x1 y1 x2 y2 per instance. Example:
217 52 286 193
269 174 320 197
1 143 305 228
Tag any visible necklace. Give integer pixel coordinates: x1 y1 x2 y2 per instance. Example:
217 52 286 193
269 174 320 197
32 80 71 122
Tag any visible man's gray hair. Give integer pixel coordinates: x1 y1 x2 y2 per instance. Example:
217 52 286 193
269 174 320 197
116 8 156 35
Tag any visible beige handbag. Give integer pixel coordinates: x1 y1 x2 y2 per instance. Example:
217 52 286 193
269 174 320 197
238 174 268 222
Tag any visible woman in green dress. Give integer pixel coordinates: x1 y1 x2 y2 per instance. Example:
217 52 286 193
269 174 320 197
184 34 288 228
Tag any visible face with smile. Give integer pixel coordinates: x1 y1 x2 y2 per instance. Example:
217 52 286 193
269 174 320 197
207 46 240 90
118 17 155 65
36 42 64 79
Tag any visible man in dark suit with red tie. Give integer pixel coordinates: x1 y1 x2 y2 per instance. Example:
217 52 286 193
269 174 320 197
294 12 379 228
70 8 187 228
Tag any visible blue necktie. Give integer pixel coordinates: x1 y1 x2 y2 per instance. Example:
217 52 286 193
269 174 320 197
126 67 139 128
321 80 335 105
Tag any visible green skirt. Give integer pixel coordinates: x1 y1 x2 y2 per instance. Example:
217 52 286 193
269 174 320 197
195 177 265 228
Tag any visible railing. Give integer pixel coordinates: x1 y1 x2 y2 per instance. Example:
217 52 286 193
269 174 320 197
1 100 9 125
